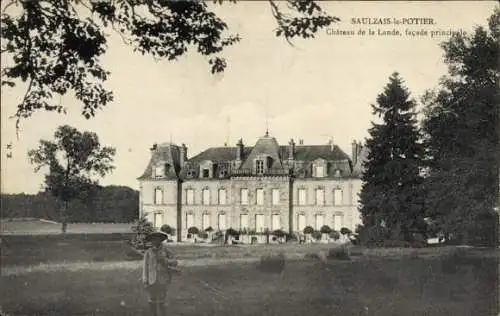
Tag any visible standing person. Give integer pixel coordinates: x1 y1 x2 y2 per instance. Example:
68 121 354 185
142 232 180 316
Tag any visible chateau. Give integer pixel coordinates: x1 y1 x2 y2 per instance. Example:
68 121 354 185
138 132 367 242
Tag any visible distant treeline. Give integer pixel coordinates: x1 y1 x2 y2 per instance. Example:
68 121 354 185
1 185 139 223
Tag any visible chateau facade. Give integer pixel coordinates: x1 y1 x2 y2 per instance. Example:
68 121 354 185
138 132 367 242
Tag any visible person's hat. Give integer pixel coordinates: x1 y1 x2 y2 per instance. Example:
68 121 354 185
145 231 169 242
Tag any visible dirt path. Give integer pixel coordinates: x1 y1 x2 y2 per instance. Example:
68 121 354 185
1 256 291 277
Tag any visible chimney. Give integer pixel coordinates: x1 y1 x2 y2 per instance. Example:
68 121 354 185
329 138 334 151
288 139 295 160
236 138 244 161
150 143 158 151
351 140 358 165
180 143 187 167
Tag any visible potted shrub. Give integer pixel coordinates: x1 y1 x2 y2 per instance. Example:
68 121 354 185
204 226 214 232
188 226 199 235
311 230 322 242
320 225 332 234
160 224 175 236
340 227 352 236
272 229 286 244
303 226 314 235
329 230 341 241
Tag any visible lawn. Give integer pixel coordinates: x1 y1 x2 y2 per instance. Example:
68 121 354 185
1 252 499 316
1 219 133 235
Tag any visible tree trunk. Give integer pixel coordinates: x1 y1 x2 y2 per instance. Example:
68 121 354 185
60 201 68 234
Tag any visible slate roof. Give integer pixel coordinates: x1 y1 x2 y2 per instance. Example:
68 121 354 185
138 136 359 180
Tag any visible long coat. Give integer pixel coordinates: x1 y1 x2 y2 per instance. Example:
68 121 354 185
142 244 175 286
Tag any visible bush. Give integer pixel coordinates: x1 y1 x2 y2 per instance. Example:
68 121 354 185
410 233 427 248
226 228 239 236
160 224 175 235
340 227 352 236
187 226 199 235
198 231 209 239
327 246 351 260
285 233 298 243
129 216 155 251
303 226 314 235
329 230 340 240
272 229 286 238
311 231 322 241
320 225 332 234
204 226 214 232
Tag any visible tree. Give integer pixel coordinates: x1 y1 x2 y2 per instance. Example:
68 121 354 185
359 72 426 242
28 124 116 233
422 9 499 245
1 0 339 127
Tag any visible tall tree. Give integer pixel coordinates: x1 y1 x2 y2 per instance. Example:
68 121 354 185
359 72 426 241
422 9 499 245
1 0 338 127
28 125 116 232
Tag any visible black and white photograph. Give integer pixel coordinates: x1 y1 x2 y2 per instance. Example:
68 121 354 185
1 1 499 315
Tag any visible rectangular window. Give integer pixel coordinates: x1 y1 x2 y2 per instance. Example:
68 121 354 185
297 214 306 232
255 214 265 232
202 189 210 205
202 213 210 230
154 212 163 229
333 214 343 231
315 214 324 230
272 189 280 205
334 189 343 206
271 214 280 231
240 214 249 230
154 188 163 205
256 160 264 174
256 189 264 205
186 189 194 205
154 166 164 177
298 189 307 205
218 189 227 205
218 213 227 230
315 189 324 206
316 166 324 177
186 213 194 229
202 169 210 178
241 189 249 205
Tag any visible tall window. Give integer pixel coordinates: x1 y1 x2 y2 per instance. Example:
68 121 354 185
315 214 324 230
315 165 325 177
256 160 264 174
154 165 164 178
202 169 210 178
202 213 210 230
297 214 306 232
218 189 227 205
298 189 307 205
186 213 194 229
240 214 249 230
271 214 280 231
272 189 280 205
333 214 343 231
255 214 265 232
315 189 324 205
154 212 163 228
186 189 194 205
154 188 163 205
218 213 227 230
202 189 210 205
334 189 343 206
256 189 264 205
241 189 249 205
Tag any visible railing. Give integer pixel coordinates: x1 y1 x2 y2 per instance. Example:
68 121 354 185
231 169 291 176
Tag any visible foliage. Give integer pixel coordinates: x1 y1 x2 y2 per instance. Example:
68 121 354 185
311 230 322 241
129 215 155 251
340 227 352 236
160 224 175 236
272 229 286 238
1 0 338 125
359 72 426 242
187 226 199 235
303 226 314 235
329 230 340 240
421 9 499 246
1 186 138 222
226 228 239 236
198 231 209 239
319 225 332 234
27 125 115 232
204 226 214 232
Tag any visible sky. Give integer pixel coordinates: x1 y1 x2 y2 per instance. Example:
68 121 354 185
1 1 497 194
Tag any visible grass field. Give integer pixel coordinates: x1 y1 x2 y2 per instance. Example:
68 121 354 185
1 252 499 316
1 219 133 235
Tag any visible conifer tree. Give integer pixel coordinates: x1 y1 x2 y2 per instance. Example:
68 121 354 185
359 72 426 241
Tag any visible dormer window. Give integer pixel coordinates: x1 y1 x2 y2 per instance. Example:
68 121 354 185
153 164 168 178
315 166 325 177
335 169 342 177
202 169 210 178
219 170 227 178
255 160 264 174
199 160 213 178
313 159 326 178
187 170 195 178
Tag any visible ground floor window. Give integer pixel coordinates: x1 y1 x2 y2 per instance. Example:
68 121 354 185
186 213 194 229
255 214 265 233
271 214 280 231
240 214 249 230
333 214 343 231
218 213 227 230
202 213 210 230
297 214 306 232
315 214 324 230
